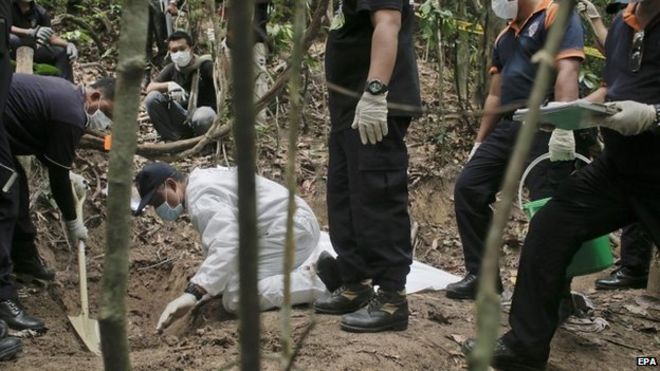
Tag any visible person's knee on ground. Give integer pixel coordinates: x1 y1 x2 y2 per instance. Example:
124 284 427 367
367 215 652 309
191 106 216 136
145 90 168 112
51 45 74 82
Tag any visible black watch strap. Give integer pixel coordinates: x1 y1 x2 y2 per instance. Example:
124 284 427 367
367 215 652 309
184 282 205 300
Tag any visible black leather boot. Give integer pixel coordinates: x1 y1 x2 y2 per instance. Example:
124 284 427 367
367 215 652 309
0 320 22 361
315 251 341 292
462 338 546 371
445 273 503 300
12 242 55 283
595 267 647 290
314 280 374 315
340 289 408 333
0 299 45 331
12 254 55 283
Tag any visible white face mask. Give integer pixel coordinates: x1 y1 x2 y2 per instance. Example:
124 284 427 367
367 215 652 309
155 186 183 221
171 50 193 68
86 100 112 131
492 0 518 20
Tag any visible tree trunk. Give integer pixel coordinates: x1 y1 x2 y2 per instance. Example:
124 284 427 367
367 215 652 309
436 0 445 119
281 0 306 364
474 2 500 107
98 0 148 369
647 246 660 298
229 0 261 370
455 2 469 108
472 1 577 370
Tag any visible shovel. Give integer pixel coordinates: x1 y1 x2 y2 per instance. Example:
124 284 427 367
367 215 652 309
66 185 101 355
68 240 101 355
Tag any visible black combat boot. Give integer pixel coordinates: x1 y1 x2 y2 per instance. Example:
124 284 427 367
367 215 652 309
315 251 341 292
462 338 547 371
12 252 55 283
0 298 45 332
445 273 503 300
595 267 647 290
314 280 374 315
0 319 22 361
340 289 408 333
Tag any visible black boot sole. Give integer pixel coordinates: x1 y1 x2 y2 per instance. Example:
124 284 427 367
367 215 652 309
314 300 370 315
0 342 22 361
595 281 647 290
445 289 476 300
340 318 408 333
13 272 54 286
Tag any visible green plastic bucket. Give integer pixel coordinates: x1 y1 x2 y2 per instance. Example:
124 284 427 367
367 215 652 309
523 197 613 278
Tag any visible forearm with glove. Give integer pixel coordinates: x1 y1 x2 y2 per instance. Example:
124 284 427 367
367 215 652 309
156 282 206 333
352 92 389 145
28 26 54 45
48 166 88 246
167 81 188 103
601 101 660 136
549 128 576 162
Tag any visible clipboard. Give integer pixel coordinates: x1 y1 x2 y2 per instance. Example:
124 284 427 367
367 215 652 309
513 101 620 130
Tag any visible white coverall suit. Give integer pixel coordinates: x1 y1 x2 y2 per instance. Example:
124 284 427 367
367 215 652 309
186 167 325 312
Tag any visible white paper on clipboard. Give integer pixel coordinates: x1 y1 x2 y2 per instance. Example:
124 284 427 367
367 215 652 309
513 101 620 130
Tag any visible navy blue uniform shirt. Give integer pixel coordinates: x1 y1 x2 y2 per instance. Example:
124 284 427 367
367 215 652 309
3 74 86 170
325 0 422 131
491 0 585 108
602 6 660 177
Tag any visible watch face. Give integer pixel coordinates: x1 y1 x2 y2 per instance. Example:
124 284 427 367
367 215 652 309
368 80 384 94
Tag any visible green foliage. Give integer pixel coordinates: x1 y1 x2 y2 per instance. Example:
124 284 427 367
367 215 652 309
61 30 92 44
10 60 61 76
579 69 601 91
416 0 456 44
268 23 295 50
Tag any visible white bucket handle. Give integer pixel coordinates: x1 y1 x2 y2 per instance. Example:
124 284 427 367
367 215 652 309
517 153 592 212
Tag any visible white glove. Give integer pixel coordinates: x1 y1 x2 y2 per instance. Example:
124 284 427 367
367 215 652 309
549 129 576 162
30 26 55 44
601 101 657 136
66 42 78 61
577 0 601 20
156 293 198 333
69 172 89 201
351 92 389 145
65 218 88 247
167 82 187 103
467 142 481 162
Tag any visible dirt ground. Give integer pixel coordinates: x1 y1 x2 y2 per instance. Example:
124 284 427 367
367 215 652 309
3 52 659 371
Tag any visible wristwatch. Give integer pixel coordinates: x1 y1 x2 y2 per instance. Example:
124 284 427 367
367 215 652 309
184 282 206 300
365 79 388 95
652 104 660 135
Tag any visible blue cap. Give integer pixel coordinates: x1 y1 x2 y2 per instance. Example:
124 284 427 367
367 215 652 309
134 162 177 215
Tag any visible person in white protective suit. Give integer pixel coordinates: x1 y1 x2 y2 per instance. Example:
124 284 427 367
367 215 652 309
133 162 327 332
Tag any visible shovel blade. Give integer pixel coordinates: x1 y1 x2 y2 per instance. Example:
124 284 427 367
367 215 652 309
68 314 101 356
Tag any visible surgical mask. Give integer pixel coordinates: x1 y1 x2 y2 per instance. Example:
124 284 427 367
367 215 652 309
156 200 183 221
492 0 518 20
86 100 112 131
171 50 193 68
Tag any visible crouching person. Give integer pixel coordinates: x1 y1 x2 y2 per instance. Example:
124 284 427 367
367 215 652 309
144 31 216 141
133 163 325 332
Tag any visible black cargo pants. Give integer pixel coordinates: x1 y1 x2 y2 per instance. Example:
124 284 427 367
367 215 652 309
0 5 18 300
327 116 412 292
502 154 660 363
